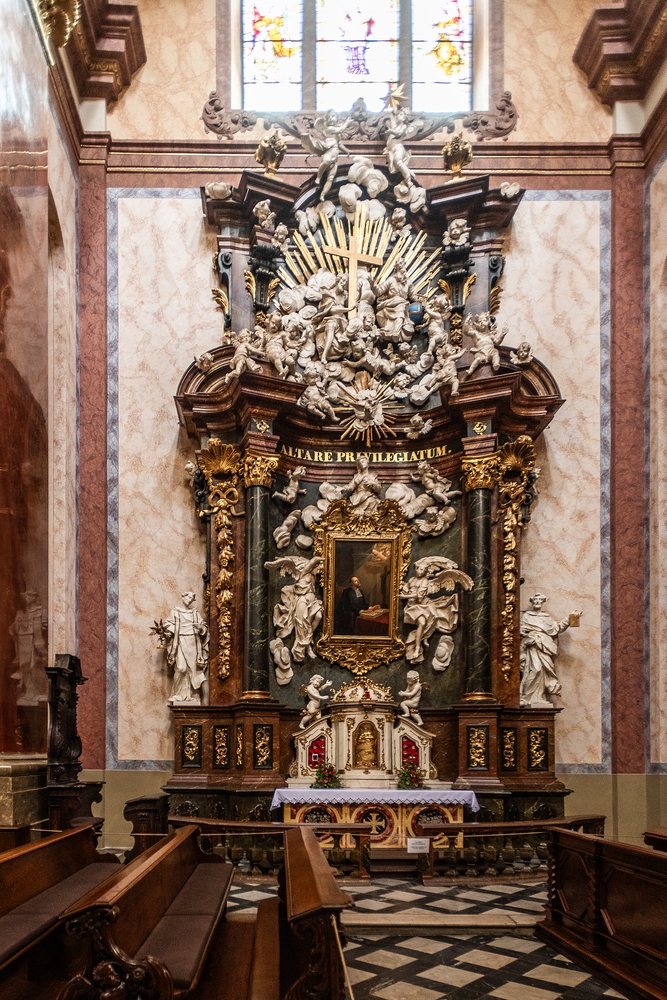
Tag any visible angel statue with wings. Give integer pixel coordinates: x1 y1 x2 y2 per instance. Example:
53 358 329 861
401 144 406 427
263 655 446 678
299 111 351 202
400 556 473 671
265 555 324 664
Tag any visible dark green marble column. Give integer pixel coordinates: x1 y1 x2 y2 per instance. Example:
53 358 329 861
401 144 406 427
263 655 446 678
243 454 278 695
465 487 492 695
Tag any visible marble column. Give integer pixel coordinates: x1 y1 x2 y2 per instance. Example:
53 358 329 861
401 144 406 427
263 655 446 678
462 458 496 698
242 453 279 696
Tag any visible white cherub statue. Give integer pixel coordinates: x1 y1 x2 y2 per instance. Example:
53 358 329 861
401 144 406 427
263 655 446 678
398 670 425 727
464 312 508 377
273 466 307 504
225 329 264 383
299 674 332 729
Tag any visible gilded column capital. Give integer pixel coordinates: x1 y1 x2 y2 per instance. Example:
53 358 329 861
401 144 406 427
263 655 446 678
242 452 279 488
461 455 499 491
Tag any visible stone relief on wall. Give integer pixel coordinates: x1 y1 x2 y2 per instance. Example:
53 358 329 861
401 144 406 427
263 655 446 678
10 591 48 706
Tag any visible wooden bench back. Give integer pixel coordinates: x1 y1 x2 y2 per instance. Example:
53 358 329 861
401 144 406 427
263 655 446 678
65 824 209 957
283 826 353 923
0 824 102 917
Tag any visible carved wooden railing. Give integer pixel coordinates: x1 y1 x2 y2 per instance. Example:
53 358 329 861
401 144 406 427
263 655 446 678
537 828 667 1000
167 815 372 879
417 815 606 881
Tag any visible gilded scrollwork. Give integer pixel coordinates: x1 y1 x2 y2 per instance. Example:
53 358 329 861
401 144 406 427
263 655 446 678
501 728 517 770
467 726 488 769
196 440 241 682
496 435 536 683
314 499 412 676
243 452 280 488
254 725 272 768
37 0 80 47
182 726 200 763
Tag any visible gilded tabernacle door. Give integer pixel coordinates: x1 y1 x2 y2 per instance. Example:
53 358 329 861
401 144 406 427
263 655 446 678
314 498 412 675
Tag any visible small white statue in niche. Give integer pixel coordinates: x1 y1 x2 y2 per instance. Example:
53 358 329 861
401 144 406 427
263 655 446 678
520 593 582 708
156 591 210 706
299 674 332 729
400 557 474 671
265 555 324 664
398 670 426 727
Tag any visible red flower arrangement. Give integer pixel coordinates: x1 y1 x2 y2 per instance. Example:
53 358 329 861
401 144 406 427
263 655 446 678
311 762 342 789
396 762 427 789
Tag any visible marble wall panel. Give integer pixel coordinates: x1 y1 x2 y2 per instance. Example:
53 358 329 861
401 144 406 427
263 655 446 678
107 0 216 142
0 0 50 752
113 192 220 763
503 0 612 144
47 108 78 661
497 195 608 769
649 155 667 767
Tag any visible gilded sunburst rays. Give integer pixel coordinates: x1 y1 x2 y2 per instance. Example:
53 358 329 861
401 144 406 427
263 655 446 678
278 203 441 299
332 371 403 447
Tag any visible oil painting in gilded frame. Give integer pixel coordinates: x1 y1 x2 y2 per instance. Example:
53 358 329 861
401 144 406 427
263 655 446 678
314 499 412 675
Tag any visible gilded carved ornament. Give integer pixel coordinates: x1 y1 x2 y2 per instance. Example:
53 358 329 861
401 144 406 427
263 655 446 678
196 440 241 681
496 435 537 684
242 452 280 488
461 455 499 492
36 0 80 47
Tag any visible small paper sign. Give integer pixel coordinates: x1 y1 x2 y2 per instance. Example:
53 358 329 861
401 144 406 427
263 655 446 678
407 837 430 854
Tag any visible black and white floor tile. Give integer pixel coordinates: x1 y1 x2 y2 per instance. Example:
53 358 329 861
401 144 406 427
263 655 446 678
343 934 626 1000
227 877 548 918
226 878 627 1000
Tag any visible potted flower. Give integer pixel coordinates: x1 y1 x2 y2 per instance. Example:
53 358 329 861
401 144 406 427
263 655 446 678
396 762 427 789
311 762 342 789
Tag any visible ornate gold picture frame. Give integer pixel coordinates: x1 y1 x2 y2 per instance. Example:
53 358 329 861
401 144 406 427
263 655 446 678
314 499 412 675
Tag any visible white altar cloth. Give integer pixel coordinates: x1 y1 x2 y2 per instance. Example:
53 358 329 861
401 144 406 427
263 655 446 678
270 788 479 811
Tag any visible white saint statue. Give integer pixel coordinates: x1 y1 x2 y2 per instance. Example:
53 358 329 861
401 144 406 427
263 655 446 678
10 591 48 706
519 593 581 708
163 592 209 706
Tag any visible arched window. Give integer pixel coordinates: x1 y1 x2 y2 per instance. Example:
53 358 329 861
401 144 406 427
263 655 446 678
239 0 481 113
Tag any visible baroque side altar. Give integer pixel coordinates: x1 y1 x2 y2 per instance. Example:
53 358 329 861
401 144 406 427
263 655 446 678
160 98 576 837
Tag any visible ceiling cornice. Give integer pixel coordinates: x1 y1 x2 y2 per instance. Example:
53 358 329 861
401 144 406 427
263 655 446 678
574 0 667 106
64 0 146 105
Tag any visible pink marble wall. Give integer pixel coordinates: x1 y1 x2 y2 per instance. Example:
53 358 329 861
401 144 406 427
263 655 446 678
107 0 216 142
649 156 667 766
504 0 612 143
497 197 604 767
115 194 221 762
47 110 78 661
0 0 50 751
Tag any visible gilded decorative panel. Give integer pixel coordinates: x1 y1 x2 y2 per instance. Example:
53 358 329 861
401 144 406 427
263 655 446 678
253 724 273 770
527 727 549 771
466 724 489 770
181 725 202 768
500 728 517 771
213 725 231 769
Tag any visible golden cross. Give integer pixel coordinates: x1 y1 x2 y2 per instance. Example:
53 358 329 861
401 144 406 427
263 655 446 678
321 233 383 318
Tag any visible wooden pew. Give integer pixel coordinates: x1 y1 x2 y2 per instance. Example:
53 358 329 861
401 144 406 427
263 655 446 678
0 823 119 995
537 828 667 1000
59 824 234 999
0 823 31 853
644 826 667 852
188 825 354 1000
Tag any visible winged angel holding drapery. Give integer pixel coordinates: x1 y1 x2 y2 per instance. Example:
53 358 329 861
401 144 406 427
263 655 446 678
400 557 473 671
264 556 324 667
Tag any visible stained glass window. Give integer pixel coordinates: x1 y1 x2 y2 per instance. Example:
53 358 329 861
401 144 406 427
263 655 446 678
242 1 303 112
411 0 473 113
315 1 399 112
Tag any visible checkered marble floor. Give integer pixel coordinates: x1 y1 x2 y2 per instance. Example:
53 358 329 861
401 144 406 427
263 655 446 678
227 877 549 918
343 933 627 1000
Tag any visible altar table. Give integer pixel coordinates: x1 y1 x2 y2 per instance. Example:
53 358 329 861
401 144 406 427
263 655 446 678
271 788 479 849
